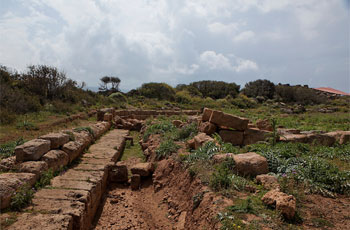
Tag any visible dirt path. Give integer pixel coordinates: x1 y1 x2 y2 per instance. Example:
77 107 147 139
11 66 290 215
92 158 175 230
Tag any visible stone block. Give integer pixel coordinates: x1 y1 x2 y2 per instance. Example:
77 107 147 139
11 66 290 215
199 122 217 135
109 162 128 182
130 162 154 177
15 139 51 162
41 150 69 172
233 152 269 177
39 133 70 149
131 174 141 190
243 128 271 145
194 133 214 149
8 213 73 230
209 110 249 131
219 130 244 145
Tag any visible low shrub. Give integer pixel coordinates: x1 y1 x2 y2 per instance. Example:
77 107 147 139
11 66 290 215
155 140 180 160
10 185 34 211
0 137 25 159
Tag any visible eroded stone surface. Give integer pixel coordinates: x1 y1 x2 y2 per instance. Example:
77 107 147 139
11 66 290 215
194 133 214 149
0 173 36 209
219 130 244 145
41 150 69 171
199 122 217 135
131 162 154 177
209 110 249 131
256 174 279 190
15 139 51 162
39 133 70 149
18 161 48 179
262 189 296 220
62 141 84 163
243 128 271 145
233 152 269 176
8 213 73 230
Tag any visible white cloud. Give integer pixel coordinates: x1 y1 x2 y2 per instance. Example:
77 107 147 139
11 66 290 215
208 22 240 34
0 0 348 92
199 51 258 72
233 30 255 42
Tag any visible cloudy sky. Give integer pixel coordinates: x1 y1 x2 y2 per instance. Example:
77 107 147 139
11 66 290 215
0 0 349 92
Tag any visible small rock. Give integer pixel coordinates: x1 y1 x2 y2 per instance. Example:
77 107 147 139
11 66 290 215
262 189 296 220
193 133 214 149
256 174 279 190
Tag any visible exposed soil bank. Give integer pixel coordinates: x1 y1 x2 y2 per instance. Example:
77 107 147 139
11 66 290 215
92 157 231 230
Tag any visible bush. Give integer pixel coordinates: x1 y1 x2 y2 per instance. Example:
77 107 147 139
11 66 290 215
189 80 240 99
175 90 192 104
0 109 16 125
275 85 327 105
243 79 275 100
174 122 198 140
248 142 350 197
156 140 180 160
10 185 34 211
228 94 257 109
0 138 25 159
135 82 176 101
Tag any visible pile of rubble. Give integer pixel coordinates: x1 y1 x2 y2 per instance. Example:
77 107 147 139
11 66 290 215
188 108 272 147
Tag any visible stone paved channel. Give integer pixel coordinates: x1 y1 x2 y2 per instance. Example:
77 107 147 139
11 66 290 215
8 129 129 230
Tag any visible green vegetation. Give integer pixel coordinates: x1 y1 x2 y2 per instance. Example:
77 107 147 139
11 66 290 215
10 185 34 211
73 126 95 137
121 131 145 161
0 138 25 159
247 142 350 197
155 140 180 160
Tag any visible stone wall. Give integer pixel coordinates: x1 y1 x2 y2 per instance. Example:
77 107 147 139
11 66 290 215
0 121 111 210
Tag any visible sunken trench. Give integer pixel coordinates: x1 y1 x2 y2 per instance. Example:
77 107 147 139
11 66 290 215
91 109 229 230
2 109 227 230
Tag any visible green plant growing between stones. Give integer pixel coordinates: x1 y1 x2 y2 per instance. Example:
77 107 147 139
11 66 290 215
35 169 54 189
156 140 180 160
10 185 34 211
74 126 95 137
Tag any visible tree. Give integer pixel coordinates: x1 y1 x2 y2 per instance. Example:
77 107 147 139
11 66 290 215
98 76 121 95
136 82 175 100
242 79 275 99
189 80 240 99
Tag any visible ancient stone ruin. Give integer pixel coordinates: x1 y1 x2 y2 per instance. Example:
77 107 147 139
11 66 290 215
0 108 349 229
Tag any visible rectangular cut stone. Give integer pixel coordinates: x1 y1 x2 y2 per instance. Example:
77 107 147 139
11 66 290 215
219 130 244 146
8 213 73 230
72 163 107 171
62 141 84 163
0 173 36 209
39 133 70 149
51 178 102 212
202 108 213 121
33 188 93 227
243 128 271 145
209 110 249 131
41 150 69 171
15 139 51 162
29 197 87 230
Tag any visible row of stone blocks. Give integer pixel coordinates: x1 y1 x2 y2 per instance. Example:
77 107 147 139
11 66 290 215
0 122 112 211
97 108 200 121
199 108 350 146
6 129 129 230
